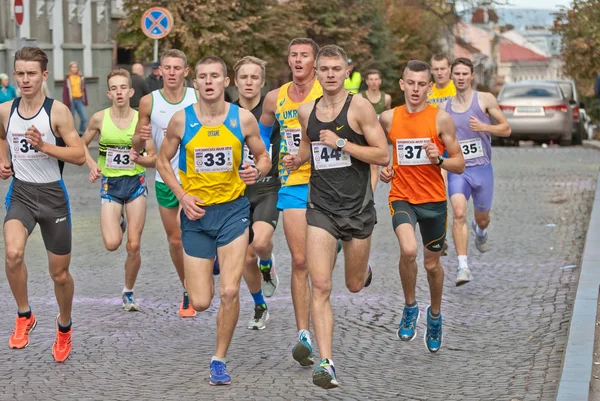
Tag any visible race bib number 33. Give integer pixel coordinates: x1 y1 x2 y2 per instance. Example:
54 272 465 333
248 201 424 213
396 138 431 166
194 146 233 173
312 141 351 170
106 147 135 170
12 133 48 160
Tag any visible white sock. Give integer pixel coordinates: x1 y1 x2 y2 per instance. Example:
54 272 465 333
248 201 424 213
211 356 226 363
458 255 468 269
475 224 487 236
123 287 133 293
298 329 311 345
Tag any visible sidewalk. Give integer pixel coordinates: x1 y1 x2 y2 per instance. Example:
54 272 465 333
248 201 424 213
556 143 600 400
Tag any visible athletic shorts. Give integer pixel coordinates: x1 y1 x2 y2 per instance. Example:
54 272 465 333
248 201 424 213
155 181 179 209
389 200 447 252
277 184 308 211
101 173 147 205
448 163 494 212
246 184 280 229
306 204 376 242
4 179 71 255
180 196 250 259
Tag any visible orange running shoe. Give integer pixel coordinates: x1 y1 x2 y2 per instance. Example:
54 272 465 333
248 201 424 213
52 316 72 363
178 291 196 318
9 312 37 349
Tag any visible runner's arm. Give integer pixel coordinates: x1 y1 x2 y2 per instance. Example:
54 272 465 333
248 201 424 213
0 105 12 179
370 165 379 192
385 94 392 110
241 108 270 178
437 111 465 174
132 94 152 152
42 102 85 166
259 89 278 127
342 97 389 166
296 103 312 166
133 137 157 168
157 110 185 200
81 111 102 168
479 92 511 137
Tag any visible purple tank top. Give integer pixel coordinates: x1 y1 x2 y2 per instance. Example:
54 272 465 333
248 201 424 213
445 91 492 167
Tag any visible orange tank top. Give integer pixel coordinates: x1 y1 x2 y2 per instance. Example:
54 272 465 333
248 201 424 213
388 105 446 204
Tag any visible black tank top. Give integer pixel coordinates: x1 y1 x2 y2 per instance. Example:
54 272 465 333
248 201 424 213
307 95 373 216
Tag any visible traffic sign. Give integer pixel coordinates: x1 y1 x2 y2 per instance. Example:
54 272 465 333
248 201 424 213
14 0 24 26
141 7 173 40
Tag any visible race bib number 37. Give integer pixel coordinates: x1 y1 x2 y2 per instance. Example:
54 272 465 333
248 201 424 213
106 147 135 170
396 138 431 166
460 138 484 160
312 141 351 170
284 128 301 155
12 133 48 160
194 146 233 173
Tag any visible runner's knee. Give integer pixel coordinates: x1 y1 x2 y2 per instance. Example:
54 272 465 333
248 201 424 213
5 247 24 268
104 237 121 252
220 284 241 305
345 277 364 293
400 247 418 262
311 275 332 296
190 293 212 312
49 267 70 286
126 239 141 255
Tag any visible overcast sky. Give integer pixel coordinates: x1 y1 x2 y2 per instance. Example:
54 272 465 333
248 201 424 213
502 0 572 9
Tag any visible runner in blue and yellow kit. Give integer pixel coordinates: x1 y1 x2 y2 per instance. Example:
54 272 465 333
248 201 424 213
259 37 323 366
157 56 270 386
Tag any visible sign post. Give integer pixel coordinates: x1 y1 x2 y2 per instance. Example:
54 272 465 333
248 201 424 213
140 7 174 62
14 0 24 47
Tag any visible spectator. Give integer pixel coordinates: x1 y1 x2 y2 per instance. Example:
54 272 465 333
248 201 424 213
130 62 151 110
146 61 163 92
0 73 17 104
343 58 362 94
360 69 391 118
62 61 88 136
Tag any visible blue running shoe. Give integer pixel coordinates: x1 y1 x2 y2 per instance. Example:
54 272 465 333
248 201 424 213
364 263 373 288
213 258 220 276
209 360 231 385
337 239 342 254
424 306 443 353
397 304 420 341
292 331 314 366
313 358 339 389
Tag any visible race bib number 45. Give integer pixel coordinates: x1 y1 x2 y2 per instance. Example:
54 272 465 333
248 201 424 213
396 138 431 166
194 146 233 173
460 138 484 160
106 147 135 170
312 141 351 170
284 128 301 155
243 144 272 167
12 133 48 160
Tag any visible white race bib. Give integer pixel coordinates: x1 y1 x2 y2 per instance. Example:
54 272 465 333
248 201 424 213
284 128 302 155
243 144 272 167
106 147 135 170
311 141 351 170
395 138 431 166
459 138 484 160
194 146 233 173
11 133 48 160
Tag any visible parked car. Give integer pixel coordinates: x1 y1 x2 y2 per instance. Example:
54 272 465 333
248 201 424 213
522 79 584 145
496 82 573 146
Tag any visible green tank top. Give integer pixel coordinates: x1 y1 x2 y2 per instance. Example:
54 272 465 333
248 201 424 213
361 91 387 115
98 108 145 177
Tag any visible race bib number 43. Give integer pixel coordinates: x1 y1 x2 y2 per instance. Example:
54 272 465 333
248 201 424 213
284 128 301 155
243 144 272 167
12 133 48 160
312 141 351 170
106 147 135 170
460 138 484 160
194 146 233 173
396 138 431 166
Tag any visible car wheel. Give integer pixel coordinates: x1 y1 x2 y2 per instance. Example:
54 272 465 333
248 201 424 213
572 126 583 145
491 138 502 146
559 137 572 146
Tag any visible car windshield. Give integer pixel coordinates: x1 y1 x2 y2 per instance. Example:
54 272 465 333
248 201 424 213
500 85 560 99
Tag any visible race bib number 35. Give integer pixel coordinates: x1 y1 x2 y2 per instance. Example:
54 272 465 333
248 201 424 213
284 128 301 155
396 138 431 166
12 133 48 160
312 141 351 170
243 144 272 167
460 138 484 160
194 146 233 173
106 147 135 170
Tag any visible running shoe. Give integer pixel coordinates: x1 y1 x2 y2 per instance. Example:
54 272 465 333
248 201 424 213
209 360 231 385
213 257 220 276
292 331 314 366
122 291 140 311
424 306 443 353
455 267 473 286
9 312 37 349
364 263 373 288
248 304 269 330
337 239 342 254
313 358 339 389
259 254 279 297
120 210 127 233
397 304 420 341
179 291 196 318
472 221 489 253
52 316 72 362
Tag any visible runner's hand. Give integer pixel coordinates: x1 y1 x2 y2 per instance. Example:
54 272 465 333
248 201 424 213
25 125 46 153
379 165 393 183
180 193 205 221
469 116 486 132
319 129 339 149
139 124 152 142
0 163 13 180
89 162 102 183
282 154 301 171
130 148 140 162
424 142 439 165
239 163 258 185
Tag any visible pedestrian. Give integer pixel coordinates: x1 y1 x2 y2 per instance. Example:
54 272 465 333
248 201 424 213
130 63 150 110
0 73 18 104
146 62 163 92
62 61 88 136
343 58 362 95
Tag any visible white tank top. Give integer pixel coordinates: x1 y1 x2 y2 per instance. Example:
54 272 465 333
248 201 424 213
151 88 197 182
7 98 64 184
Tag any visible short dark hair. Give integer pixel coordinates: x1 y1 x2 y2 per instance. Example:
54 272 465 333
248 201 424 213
195 56 228 77
451 57 474 74
402 60 432 81
14 47 48 72
364 69 381 79
107 68 131 88
316 45 348 65
288 38 320 59
431 54 451 65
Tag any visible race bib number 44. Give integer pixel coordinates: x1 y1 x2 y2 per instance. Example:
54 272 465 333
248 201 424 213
106 147 135 170
194 146 233 173
396 138 431 166
12 133 48 160
284 128 302 155
243 144 272 167
312 141 351 170
460 138 484 160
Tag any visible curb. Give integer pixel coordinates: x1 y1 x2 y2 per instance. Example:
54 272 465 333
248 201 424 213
556 170 600 400
582 140 600 151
